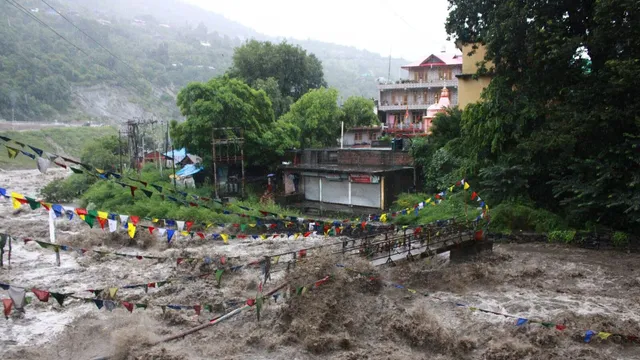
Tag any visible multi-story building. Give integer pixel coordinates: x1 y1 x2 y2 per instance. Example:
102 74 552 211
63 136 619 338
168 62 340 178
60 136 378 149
456 43 494 108
377 51 462 135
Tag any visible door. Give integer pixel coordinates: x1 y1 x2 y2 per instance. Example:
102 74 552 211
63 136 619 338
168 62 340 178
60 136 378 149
304 176 320 201
351 183 381 208
322 179 349 205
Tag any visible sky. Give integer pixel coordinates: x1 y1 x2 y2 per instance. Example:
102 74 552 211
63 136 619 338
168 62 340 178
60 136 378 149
182 0 456 61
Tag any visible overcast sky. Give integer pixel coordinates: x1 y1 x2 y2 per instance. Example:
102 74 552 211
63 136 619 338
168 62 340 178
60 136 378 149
183 0 456 61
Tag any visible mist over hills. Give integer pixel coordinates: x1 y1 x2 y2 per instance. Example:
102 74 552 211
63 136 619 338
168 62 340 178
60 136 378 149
0 0 408 123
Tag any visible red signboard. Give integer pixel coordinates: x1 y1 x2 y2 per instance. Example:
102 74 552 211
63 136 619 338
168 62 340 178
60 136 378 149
350 174 372 183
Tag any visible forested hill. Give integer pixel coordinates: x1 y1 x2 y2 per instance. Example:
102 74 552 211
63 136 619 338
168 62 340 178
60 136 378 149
0 0 408 123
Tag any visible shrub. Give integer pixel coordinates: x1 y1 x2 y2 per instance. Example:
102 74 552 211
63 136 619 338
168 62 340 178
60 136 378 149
490 202 568 233
547 230 576 244
612 232 629 248
40 174 94 203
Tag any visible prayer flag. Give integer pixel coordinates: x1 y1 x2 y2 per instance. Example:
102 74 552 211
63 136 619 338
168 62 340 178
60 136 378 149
31 288 50 302
127 224 136 238
464 182 470 190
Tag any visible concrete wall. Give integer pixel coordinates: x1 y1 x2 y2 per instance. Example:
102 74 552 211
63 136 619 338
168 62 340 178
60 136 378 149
338 149 413 166
457 43 493 108
458 76 492 109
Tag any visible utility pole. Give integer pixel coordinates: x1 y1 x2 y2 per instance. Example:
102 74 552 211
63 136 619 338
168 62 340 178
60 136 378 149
118 129 124 173
126 117 158 175
212 128 218 199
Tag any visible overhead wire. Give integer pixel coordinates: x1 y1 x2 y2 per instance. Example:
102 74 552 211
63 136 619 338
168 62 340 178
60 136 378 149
39 0 167 96
3 0 152 97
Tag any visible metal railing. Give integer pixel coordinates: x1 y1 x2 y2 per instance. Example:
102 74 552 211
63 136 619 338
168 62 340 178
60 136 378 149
377 79 458 90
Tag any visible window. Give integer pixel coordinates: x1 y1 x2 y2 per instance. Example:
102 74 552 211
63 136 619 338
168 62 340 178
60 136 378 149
413 92 418 104
438 67 453 80
370 132 378 141
403 94 408 105
391 94 396 104
354 132 362 141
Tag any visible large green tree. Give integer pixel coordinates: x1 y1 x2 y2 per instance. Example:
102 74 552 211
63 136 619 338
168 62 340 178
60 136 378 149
172 76 299 168
280 87 343 149
228 40 327 111
340 96 379 128
446 0 640 232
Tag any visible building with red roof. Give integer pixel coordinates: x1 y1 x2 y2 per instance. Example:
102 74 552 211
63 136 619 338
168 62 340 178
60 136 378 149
377 51 461 136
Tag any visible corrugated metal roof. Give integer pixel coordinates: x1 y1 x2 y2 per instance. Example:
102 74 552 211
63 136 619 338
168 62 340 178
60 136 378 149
402 52 463 68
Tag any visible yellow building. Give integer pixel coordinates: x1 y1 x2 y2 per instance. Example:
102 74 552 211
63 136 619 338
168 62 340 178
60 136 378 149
456 43 494 108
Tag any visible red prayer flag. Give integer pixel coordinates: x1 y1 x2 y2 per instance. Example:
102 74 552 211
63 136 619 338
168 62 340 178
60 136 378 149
186 221 194 231
246 298 255 306
31 288 50 302
177 258 184 265
129 186 137 197
193 304 201 315
197 232 205 239
3 298 13 318
259 211 268 216
303 232 311 237
471 191 478 200
270 224 277 229
40 202 50 211
361 221 366 229
122 301 134 313
130 216 140 225
148 283 156 288
75 208 88 216
220 256 226 265
299 249 307 258
98 217 107 230
189 202 198 207
435 194 441 199
148 226 155 235
555 324 566 331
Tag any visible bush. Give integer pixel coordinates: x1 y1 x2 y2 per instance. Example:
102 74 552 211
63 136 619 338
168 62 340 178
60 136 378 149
612 232 629 248
392 192 470 226
40 174 94 203
489 202 568 233
548 230 576 244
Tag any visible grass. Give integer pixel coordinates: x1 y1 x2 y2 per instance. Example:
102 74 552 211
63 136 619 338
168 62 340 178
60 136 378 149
0 126 117 169
391 192 478 226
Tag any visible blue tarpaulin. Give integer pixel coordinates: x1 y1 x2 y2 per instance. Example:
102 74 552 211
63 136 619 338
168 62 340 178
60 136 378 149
163 148 186 163
175 164 203 177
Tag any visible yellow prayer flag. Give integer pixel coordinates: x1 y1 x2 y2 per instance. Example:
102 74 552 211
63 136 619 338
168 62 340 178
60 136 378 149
464 182 470 190
249 224 256 227
294 233 300 240
449 186 454 192
11 197 21 209
272 256 280 264
380 213 387 223
109 287 118 298
181 231 189 236
152 218 159 223
79 214 86 221
6 146 18 159
98 211 108 219
220 233 229 244
260 235 267 240
96 168 105 174
407 288 417 294
301 287 308 295
426 198 432 203
431 202 436 206
469 307 478 311
485 204 489 210
597 332 612 340
128 224 136 238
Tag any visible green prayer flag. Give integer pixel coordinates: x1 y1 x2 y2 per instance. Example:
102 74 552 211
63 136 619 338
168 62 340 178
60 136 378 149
296 286 303 296
51 292 68 306
240 224 247 232
256 296 263 321
215 269 224 286
69 167 84 174
204 304 213 313
157 281 167 287
25 296 32 305
135 303 148 309
26 197 41 210
84 214 95 228
541 322 554 328
35 240 51 249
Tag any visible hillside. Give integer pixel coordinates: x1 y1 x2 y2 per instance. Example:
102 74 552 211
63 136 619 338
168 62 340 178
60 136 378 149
0 0 408 124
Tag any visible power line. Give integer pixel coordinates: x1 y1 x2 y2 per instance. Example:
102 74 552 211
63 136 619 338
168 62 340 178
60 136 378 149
4 0 151 97
4 0 91 58
39 0 161 94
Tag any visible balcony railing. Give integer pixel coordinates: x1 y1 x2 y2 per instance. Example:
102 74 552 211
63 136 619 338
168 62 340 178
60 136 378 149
377 79 458 90
378 103 431 111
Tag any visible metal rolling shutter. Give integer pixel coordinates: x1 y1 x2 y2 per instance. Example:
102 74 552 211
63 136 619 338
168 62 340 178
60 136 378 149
351 183 381 208
321 179 349 205
304 176 320 201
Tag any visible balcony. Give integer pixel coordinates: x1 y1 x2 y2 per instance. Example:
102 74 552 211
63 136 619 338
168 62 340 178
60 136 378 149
377 79 458 90
378 103 431 111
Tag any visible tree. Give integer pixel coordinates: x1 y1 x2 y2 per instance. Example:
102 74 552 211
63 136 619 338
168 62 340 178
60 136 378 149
280 88 343 149
253 77 292 118
445 0 640 232
228 40 327 102
340 96 378 128
172 76 298 168
80 135 126 172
